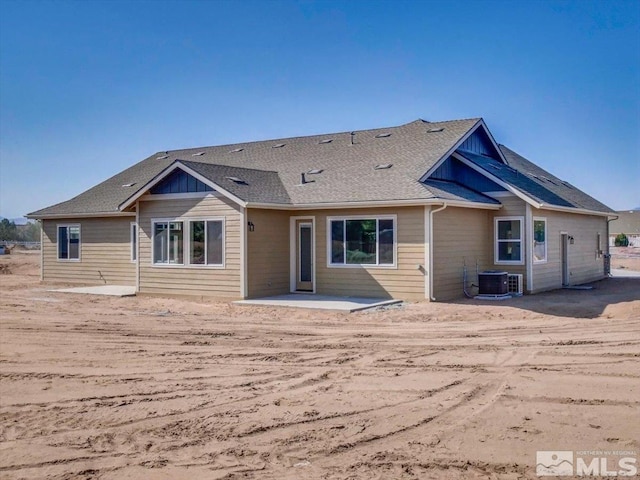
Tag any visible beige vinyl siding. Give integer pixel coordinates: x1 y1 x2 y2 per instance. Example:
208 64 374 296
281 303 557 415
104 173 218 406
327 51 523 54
138 195 241 298
432 207 491 301
295 206 425 301
42 217 135 285
247 209 290 298
532 210 606 292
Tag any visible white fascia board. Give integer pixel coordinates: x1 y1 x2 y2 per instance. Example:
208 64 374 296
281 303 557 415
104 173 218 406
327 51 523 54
452 153 542 209
419 119 482 183
118 162 247 211
26 211 135 219
478 118 509 165
536 203 614 217
246 198 501 211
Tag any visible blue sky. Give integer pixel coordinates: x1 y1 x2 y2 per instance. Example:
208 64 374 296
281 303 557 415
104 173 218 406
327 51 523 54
1 0 638 218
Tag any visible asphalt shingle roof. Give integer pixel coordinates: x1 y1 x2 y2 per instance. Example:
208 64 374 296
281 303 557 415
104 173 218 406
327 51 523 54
28 118 484 216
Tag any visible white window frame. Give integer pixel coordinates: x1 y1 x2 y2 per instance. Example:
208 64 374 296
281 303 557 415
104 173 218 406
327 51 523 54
533 217 547 264
326 215 397 268
151 219 185 267
151 217 226 269
57 224 81 262
130 222 137 263
494 216 524 265
187 218 225 268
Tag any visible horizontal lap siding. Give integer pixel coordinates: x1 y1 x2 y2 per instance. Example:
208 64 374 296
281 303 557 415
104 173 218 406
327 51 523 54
42 217 135 285
297 206 425 301
433 207 491 301
247 209 290 298
138 196 241 298
532 210 606 292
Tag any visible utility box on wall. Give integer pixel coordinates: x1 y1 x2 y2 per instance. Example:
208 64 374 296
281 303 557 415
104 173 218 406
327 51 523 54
478 271 509 295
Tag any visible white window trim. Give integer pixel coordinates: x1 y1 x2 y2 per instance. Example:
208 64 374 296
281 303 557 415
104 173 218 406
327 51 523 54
151 217 226 269
494 216 524 265
186 218 225 269
130 222 137 263
326 214 398 269
533 217 547 264
56 224 81 262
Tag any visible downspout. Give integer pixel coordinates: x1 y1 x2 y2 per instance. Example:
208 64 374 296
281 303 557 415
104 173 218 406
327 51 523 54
429 203 448 301
39 219 44 282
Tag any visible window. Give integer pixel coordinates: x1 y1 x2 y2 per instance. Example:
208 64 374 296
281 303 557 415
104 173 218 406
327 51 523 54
328 216 395 266
533 218 547 263
131 223 137 262
57 225 80 260
153 221 184 264
495 217 523 264
189 220 224 266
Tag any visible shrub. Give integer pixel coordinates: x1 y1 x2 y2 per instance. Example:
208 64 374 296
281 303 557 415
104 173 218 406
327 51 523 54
614 233 629 247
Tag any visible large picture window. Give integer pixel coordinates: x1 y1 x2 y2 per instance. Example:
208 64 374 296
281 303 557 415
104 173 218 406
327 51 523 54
328 216 395 266
189 220 224 266
533 217 547 263
57 225 80 260
153 221 184 264
495 216 523 264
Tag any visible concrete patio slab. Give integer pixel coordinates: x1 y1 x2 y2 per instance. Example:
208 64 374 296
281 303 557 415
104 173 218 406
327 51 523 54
234 294 402 312
50 285 137 297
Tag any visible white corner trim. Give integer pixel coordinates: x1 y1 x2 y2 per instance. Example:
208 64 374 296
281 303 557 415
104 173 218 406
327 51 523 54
240 207 247 298
525 204 533 293
424 205 430 300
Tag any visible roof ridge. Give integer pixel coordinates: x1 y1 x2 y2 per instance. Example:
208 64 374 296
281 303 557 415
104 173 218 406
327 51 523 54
159 117 481 154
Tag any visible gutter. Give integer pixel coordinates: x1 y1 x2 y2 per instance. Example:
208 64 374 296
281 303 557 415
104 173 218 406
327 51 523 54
26 211 136 220
538 204 615 218
429 203 448 301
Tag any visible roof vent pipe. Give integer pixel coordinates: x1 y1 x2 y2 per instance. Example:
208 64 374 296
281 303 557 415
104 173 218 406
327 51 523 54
350 131 355 145
301 172 307 184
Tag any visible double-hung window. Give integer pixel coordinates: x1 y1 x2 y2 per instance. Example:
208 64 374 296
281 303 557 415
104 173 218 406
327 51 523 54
153 221 184 264
328 216 396 266
533 217 547 263
57 225 80 260
188 219 224 266
495 216 524 264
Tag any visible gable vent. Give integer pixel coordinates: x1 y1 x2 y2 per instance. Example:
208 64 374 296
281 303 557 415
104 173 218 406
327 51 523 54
427 127 445 133
375 133 391 138
319 139 333 144
226 176 248 185
374 163 393 170
192 152 205 156
272 143 286 148
229 148 244 153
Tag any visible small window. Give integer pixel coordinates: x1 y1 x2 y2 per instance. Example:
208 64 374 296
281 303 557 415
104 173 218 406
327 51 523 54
57 225 80 260
328 217 396 267
189 220 224 266
495 217 523 264
533 218 547 263
131 223 137 262
153 221 184 264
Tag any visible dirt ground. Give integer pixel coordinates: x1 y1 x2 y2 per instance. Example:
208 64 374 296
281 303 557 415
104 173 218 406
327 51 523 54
0 250 639 479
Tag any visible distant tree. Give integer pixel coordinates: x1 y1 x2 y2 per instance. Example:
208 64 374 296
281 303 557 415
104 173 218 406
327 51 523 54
0 219 18 241
18 221 41 242
614 233 629 247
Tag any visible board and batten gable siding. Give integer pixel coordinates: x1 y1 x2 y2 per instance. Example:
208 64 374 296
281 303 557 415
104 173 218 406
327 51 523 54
292 206 425 301
42 217 135 285
246 209 290 298
432 206 492 301
138 195 242 298
532 210 606 292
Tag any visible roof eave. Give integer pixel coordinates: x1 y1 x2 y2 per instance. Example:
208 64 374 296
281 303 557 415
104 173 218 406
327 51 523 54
246 198 501 210
26 211 136 220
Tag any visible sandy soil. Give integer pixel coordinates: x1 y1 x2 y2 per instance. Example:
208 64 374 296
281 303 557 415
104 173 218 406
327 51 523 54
1 251 639 479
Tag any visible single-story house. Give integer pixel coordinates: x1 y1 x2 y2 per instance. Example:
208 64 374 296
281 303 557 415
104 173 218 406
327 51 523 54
27 118 615 301
609 210 640 247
